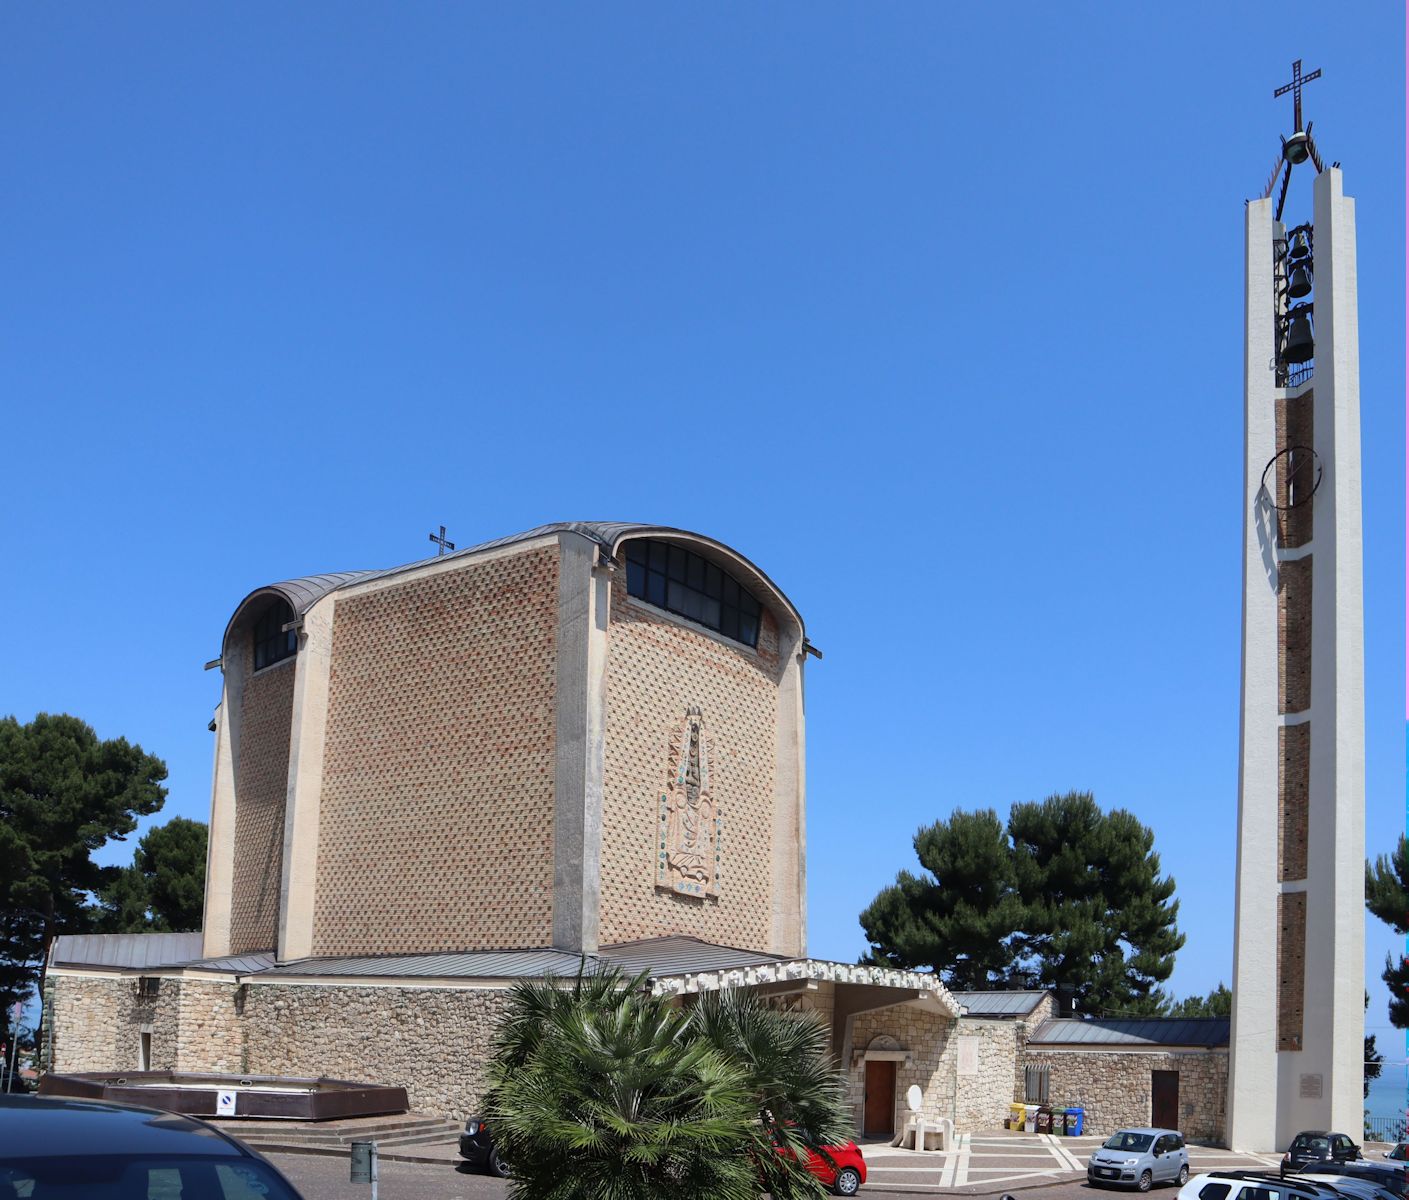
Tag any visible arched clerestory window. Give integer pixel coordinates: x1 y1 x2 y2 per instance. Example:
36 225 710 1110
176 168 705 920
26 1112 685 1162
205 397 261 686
252 598 298 670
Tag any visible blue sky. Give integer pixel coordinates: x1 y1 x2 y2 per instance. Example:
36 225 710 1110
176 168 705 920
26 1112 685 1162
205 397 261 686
1 5 1403 1039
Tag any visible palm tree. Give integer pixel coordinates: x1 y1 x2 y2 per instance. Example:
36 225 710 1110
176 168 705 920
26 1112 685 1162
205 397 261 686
688 989 854 1200
483 969 853 1199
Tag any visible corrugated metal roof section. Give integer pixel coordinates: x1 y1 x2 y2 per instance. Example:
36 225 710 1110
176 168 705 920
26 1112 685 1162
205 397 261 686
264 572 376 614
256 948 596 979
598 937 786 977
238 521 804 633
1029 1017 1230 1048
50 932 205 970
182 952 277 974
317 523 641 601
952 991 1049 1016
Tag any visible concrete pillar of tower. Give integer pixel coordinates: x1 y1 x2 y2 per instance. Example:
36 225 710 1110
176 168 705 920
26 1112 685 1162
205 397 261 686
1227 169 1364 1151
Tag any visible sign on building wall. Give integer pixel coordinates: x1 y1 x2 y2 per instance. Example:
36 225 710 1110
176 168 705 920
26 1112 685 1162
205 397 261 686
958 1035 979 1077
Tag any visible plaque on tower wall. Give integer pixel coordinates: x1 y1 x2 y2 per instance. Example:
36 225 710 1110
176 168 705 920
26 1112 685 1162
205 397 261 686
656 707 721 898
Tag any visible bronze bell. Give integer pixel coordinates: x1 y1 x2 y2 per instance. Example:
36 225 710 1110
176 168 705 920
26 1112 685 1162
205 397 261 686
1287 263 1313 299
1283 310 1314 364
1288 230 1312 261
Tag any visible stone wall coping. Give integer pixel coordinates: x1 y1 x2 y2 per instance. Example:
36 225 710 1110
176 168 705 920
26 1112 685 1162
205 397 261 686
651 958 961 1016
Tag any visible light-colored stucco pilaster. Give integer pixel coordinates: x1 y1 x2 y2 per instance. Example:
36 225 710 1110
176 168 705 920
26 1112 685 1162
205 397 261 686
277 592 337 962
772 637 807 957
551 532 606 954
1228 195 1281 1154
1305 166 1365 1140
201 626 255 960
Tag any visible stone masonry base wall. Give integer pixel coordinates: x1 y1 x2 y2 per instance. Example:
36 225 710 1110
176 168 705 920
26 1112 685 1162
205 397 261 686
48 974 1229 1140
48 974 513 1120
242 983 513 1119
1020 1050 1228 1142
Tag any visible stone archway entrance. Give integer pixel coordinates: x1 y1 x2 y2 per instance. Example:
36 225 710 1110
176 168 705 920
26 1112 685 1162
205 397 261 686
863 1058 897 1138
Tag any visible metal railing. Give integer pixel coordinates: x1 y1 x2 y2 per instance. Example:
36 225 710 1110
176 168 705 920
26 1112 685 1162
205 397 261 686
1364 1116 1407 1143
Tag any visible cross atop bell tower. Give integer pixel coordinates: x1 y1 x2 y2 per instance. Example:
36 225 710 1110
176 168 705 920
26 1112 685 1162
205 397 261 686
1227 66 1365 1152
1275 58 1321 134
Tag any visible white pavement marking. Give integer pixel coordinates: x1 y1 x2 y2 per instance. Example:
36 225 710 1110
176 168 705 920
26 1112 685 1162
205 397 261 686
952 1133 971 1187
1042 1131 1085 1171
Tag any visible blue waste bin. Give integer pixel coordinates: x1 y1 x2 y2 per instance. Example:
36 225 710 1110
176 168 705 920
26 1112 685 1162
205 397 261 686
1065 1107 1084 1136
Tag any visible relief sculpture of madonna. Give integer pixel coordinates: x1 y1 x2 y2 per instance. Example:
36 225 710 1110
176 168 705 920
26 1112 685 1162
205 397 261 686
656 706 722 897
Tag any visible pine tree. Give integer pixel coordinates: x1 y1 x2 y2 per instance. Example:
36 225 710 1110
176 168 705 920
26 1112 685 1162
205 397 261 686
859 809 1024 988
1167 983 1232 1018
97 818 207 933
860 792 1183 1015
1366 835 1409 1028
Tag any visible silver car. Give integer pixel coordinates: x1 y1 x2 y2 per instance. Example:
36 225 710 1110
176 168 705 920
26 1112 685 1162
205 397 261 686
1088 1128 1190 1191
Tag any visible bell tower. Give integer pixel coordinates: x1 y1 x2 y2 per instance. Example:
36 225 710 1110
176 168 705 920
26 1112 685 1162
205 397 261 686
1227 62 1365 1151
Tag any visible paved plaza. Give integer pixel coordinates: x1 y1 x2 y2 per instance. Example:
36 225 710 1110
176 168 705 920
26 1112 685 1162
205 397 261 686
269 1130 1281 1199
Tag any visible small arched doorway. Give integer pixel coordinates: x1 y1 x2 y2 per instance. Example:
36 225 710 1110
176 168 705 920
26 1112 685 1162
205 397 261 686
859 1035 905 1139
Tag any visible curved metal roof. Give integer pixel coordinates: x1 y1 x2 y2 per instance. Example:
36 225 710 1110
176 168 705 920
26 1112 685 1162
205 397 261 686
223 521 805 651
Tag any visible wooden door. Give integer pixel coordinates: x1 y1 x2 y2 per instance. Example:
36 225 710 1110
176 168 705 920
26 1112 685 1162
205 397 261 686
863 1060 896 1138
1151 1070 1180 1130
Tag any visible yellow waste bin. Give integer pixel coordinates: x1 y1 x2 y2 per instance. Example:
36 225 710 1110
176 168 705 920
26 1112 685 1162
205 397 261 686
1008 1103 1026 1130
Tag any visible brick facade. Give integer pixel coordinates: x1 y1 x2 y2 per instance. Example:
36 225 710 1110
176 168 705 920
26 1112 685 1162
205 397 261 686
1278 889 1307 1051
598 576 786 951
313 545 560 956
229 659 295 954
1278 555 1313 714
1279 722 1310 881
1275 390 1315 547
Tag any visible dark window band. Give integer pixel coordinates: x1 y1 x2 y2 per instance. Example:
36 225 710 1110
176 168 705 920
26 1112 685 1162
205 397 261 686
253 599 298 670
623 540 761 648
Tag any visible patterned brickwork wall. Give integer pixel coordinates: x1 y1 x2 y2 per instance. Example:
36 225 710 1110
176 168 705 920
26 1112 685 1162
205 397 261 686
1275 391 1315 547
1278 890 1308 1051
314 546 559 956
1019 1049 1228 1142
1278 556 1313 713
230 660 295 955
1279 723 1310 881
243 983 512 1119
599 574 784 951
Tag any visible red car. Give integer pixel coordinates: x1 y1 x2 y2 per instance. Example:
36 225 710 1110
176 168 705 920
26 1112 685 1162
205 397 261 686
776 1136 867 1196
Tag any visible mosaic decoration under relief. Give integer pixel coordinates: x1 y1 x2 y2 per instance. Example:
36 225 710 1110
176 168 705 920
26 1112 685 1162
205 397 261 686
656 707 722 897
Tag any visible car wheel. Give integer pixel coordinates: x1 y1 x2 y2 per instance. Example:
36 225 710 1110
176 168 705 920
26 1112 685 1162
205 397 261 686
1178 1165 1190 1186
1138 1170 1153 1193
833 1167 862 1196
487 1148 511 1178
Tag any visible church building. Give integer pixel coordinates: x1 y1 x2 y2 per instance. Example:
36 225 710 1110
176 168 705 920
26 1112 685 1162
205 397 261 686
44 521 1235 1142
45 523 972 1134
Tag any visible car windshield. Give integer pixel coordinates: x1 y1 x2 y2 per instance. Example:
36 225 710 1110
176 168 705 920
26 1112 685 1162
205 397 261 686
1296 1138 1332 1154
1103 1134 1155 1153
0 1156 301 1199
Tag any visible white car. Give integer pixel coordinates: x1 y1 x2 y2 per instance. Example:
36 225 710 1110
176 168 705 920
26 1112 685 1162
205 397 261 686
1179 1171 1379 1200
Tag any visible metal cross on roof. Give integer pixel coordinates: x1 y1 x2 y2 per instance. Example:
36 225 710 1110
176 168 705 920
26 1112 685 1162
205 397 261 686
1275 59 1321 132
428 525 455 556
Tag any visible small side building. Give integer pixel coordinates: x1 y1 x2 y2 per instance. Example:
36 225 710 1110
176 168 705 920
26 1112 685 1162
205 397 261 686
1020 1017 1230 1142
